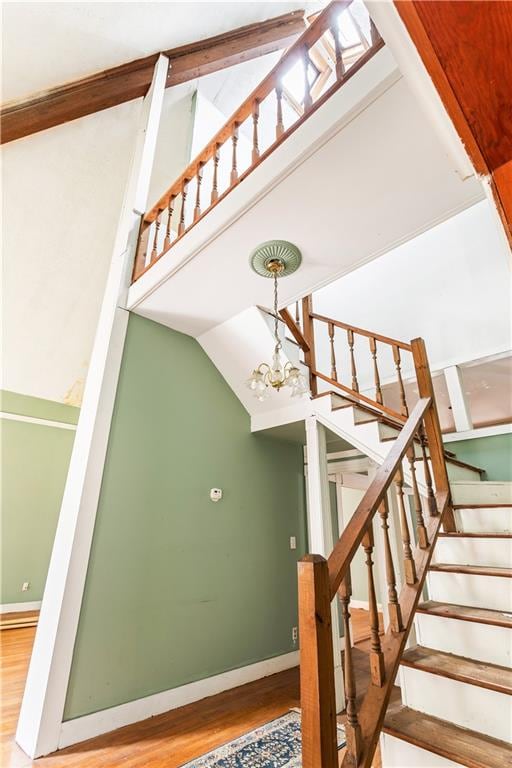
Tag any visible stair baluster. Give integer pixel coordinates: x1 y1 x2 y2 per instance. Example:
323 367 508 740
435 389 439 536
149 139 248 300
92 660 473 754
395 467 417 585
275 84 284 139
178 179 189 236
193 163 204 222
407 445 429 548
339 569 362 763
369 336 383 404
330 21 345 80
328 322 337 381
303 47 313 110
393 345 409 417
211 144 220 204
252 100 260 163
151 210 162 261
419 423 438 515
163 195 175 249
379 496 404 633
347 329 359 392
230 123 239 184
362 527 385 686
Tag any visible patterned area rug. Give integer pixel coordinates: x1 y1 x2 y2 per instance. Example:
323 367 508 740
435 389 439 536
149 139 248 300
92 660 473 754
179 709 346 767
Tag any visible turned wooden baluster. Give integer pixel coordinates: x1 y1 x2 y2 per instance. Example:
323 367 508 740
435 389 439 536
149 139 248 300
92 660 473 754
362 527 385 686
275 84 284 139
419 423 438 515
370 18 380 46
193 164 204 222
295 300 300 328
252 100 260 163
379 496 404 633
178 179 189 236
211 144 220 204
230 123 239 185
347 329 359 392
369 336 383 404
330 21 345 80
407 445 429 548
151 210 162 261
394 467 417 585
163 195 176 249
393 345 409 417
339 570 362 763
303 47 313 110
328 322 337 381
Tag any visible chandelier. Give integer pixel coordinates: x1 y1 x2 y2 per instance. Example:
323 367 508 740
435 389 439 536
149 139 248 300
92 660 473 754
246 241 309 401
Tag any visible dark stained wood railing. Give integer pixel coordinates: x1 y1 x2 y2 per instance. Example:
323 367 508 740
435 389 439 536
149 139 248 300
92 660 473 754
288 300 454 767
131 0 384 281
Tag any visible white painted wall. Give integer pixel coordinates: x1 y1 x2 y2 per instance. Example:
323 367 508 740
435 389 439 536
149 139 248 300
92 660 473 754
313 199 512 389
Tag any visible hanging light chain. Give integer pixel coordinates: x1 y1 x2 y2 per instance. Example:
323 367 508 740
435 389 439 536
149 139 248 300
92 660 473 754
273 271 282 351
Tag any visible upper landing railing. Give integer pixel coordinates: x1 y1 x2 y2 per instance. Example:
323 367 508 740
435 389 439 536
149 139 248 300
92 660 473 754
131 0 383 282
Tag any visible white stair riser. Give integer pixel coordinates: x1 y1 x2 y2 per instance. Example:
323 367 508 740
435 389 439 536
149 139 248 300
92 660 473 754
434 537 512 568
454 507 512 534
451 482 512 507
380 733 463 768
415 613 512 667
427 572 512 612
400 665 512 742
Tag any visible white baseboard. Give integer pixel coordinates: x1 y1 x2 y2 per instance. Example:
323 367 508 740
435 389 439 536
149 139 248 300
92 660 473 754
0 601 41 613
58 650 300 749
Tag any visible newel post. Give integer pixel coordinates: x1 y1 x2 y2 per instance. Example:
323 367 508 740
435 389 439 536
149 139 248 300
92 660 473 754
299 555 338 768
302 294 317 395
411 338 455 531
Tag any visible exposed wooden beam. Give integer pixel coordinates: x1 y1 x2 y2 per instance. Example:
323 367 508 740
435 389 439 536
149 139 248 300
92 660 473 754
0 10 306 144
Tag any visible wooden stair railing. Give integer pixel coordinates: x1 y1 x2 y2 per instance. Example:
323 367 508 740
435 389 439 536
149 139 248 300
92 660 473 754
131 1 384 282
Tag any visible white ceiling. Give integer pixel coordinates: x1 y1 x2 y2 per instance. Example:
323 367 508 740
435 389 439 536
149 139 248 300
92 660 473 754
1 1 322 104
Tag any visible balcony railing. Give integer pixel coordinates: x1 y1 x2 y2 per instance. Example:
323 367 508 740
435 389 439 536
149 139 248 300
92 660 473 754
131 0 384 282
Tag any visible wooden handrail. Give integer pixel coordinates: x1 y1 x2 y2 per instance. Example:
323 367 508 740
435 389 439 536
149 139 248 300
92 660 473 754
299 327 454 767
279 308 310 352
309 312 413 351
131 1 384 281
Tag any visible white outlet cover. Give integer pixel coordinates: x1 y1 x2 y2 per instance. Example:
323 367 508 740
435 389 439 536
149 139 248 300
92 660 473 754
290 536 297 550
210 488 223 502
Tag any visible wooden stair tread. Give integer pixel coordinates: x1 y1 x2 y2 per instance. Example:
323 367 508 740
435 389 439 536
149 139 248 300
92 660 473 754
429 563 512 578
417 600 512 628
401 645 512 695
439 531 512 538
453 504 512 509
383 703 512 768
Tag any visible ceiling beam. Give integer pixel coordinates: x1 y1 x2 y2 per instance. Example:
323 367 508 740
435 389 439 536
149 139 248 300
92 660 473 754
0 10 306 145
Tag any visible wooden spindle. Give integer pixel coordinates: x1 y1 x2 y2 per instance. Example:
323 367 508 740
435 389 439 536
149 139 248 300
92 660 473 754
339 570 362 763
275 85 284 139
393 345 409 417
330 22 345 80
370 17 380 46
303 47 313 110
347 329 359 392
362 527 385 686
328 322 337 381
230 123 239 185
178 179 189 236
295 300 300 328
252 99 260 163
211 144 220 204
163 195 175 249
407 445 429 548
302 294 317 396
419 423 438 515
369 336 383 404
395 467 417 585
151 210 162 261
194 164 203 222
378 497 404 633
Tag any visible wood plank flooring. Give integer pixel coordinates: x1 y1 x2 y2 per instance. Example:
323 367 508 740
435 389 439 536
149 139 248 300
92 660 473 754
1 610 382 767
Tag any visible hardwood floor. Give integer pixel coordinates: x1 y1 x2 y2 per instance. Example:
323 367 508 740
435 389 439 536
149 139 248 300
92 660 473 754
1 610 383 767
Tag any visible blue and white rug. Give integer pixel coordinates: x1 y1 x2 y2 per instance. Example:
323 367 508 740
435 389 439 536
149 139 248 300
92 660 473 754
179 709 346 767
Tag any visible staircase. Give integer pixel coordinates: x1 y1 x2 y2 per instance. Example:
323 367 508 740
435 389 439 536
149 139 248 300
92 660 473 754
271 298 512 768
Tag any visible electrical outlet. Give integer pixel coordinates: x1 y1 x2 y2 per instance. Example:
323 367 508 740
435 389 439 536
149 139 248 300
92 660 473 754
292 626 298 643
289 536 297 550
22 581 30 592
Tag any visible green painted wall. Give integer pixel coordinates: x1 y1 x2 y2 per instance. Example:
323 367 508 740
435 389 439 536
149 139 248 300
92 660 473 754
447 433 512 481
0 391 78 604
64 314 306 719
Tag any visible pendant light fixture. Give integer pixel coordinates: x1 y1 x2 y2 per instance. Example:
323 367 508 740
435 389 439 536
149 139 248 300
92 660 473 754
246 241 309 401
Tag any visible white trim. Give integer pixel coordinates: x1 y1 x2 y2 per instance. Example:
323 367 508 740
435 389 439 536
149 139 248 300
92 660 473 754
1 601 42 613
58 651 299 749
15 55 170 760
443 366 473 432
443 423 512 443
0 412 76 431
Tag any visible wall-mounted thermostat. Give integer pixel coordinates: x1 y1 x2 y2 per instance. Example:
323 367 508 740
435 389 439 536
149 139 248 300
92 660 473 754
210 488 223 502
